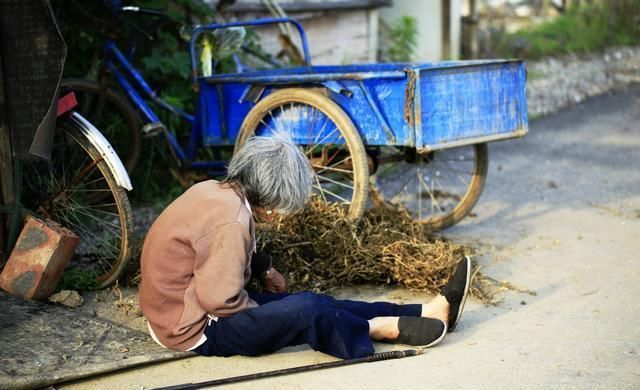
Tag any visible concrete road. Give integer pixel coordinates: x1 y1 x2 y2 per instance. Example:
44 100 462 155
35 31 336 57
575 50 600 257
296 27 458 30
61 84 640 389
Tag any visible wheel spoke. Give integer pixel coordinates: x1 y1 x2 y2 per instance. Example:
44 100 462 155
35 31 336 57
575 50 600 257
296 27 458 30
311 164 352 174
435 154 474 187
312 184 350 204
374 145 485 228
312 174 328 203
317 174 354 190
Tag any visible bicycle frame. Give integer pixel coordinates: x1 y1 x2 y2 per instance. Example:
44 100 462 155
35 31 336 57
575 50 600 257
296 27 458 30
103 41 197 164
101 17 311 175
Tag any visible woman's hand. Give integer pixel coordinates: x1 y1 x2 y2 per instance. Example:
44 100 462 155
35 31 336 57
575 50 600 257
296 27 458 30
260 267 287 293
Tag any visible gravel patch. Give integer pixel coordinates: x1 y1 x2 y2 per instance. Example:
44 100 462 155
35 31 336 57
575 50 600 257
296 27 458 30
526 46 640 118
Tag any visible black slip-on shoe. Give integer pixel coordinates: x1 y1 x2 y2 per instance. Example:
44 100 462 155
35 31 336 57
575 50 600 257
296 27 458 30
394 317 447 348
441 255 472 332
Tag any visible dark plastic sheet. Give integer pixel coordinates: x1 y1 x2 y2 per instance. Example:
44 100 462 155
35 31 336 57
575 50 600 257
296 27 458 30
0 0 65 160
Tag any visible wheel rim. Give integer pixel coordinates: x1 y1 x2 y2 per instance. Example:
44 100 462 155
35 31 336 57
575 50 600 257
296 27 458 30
251 102 361 211
375 145 483 226
22 127 129 285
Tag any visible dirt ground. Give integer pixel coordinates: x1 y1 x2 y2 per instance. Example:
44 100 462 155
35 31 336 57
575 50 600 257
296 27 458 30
74 285 147 334
58 84 640 389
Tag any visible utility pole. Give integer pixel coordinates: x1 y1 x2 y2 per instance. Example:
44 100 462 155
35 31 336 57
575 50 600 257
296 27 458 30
469 0 477 58
442 0 451 59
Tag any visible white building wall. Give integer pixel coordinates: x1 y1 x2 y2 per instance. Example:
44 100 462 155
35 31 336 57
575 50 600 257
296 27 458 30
380 0 462 61
299 10 377 64
451 0 462 59
233 9 379 65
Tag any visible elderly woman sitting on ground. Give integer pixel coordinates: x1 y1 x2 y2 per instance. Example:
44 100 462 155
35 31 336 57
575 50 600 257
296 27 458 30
139 134 471 359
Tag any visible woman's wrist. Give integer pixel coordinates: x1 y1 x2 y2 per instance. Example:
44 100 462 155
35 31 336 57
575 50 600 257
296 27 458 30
251 251 273 276
260 266 273 279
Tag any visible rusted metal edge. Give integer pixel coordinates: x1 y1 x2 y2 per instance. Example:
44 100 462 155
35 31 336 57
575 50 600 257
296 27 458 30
416 128 528 153
413 69 423 149
404 69 418 147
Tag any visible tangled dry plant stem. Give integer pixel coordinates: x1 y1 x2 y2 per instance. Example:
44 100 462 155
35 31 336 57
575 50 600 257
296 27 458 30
257 199 512 304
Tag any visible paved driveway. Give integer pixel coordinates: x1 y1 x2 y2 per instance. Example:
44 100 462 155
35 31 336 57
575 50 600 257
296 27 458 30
61 84 640 390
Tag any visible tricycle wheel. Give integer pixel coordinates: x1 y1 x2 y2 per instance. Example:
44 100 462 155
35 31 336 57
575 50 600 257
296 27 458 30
372 143 488 230
236 88 369 220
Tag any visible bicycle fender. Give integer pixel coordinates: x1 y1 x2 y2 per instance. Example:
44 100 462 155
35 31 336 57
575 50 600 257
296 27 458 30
67 112 133 191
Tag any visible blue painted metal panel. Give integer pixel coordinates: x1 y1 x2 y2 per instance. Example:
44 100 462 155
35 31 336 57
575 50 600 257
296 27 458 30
198 82 223 145
329 78 410 146
198 59 527 149
417 61 528 149
223 83 254 142
199 82 256 146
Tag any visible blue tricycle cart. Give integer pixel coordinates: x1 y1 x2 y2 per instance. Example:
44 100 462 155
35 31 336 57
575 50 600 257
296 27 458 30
188 17 527 229
66 13 528 232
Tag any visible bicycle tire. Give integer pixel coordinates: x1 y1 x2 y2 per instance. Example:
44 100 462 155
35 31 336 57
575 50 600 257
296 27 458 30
22 115 134 288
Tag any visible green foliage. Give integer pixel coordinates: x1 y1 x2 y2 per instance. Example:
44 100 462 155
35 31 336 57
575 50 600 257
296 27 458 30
499 1 640 59
57 268 100 292
388 16 418 62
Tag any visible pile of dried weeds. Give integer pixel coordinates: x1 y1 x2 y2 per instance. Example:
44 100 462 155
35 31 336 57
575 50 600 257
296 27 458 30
258 199 503 303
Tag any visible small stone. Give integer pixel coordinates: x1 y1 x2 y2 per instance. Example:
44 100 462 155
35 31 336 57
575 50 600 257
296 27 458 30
49 290 84 308
520 300 527 305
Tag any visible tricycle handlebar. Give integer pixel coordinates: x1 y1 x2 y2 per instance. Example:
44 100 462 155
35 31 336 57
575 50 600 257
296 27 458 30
189 17 312 82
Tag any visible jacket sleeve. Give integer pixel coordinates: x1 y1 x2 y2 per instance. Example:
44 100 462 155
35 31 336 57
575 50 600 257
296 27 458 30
193 222 256 316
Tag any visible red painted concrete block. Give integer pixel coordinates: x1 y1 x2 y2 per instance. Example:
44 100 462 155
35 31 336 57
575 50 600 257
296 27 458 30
0 215 79 300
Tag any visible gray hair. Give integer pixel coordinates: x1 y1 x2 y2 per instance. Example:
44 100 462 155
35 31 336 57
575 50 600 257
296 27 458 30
226 133 314 213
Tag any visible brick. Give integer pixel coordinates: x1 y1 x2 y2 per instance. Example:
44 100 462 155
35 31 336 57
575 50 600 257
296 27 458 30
0 215 79 300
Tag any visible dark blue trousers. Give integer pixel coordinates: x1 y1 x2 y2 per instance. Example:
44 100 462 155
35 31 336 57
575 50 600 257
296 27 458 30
193 291 421 359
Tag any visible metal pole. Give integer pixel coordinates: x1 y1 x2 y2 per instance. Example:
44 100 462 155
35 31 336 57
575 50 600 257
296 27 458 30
150 349 424 390
442 0 452 60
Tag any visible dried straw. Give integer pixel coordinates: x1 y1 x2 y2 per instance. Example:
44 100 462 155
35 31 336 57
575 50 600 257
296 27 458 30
258 199 505 304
